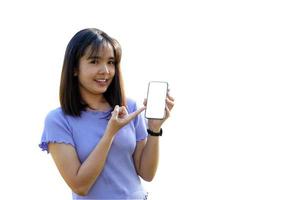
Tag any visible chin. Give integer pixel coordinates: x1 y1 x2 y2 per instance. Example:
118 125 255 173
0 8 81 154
95 88 108 94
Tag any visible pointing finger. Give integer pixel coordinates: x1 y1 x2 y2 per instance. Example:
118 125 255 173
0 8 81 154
126 106 146 123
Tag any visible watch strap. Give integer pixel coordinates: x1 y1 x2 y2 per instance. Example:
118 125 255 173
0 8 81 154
147 128 163 136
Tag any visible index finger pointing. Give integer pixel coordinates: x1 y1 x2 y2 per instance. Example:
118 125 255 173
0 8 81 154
126 106 146 122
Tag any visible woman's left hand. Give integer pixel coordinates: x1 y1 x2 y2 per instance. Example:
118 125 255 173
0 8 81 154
144 92 175 132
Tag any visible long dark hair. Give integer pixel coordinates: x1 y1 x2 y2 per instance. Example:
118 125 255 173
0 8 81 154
59 28 126 116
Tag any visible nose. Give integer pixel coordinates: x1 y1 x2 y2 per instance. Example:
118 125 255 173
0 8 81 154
98 64 109 74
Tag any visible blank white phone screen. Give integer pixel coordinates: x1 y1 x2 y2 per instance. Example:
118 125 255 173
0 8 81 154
145 81 168 119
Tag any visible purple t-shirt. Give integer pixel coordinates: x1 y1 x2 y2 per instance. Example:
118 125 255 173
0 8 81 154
39 99 149 200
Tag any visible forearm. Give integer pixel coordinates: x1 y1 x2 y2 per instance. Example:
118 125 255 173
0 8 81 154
75 130 115 194
139 135 159 181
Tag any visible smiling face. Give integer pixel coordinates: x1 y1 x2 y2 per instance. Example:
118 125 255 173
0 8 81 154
76 41 116 100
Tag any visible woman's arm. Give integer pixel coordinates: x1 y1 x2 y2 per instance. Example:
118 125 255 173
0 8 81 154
49 131 115 196
49 105 145 196
134 135 159 182
134 93 174 181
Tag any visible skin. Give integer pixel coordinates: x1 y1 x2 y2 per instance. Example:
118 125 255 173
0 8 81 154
49 42 175 196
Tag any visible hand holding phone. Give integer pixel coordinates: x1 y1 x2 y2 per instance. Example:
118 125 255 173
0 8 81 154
145 81 168 119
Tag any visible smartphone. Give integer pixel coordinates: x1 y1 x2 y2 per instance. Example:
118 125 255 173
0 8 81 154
145 81 168 119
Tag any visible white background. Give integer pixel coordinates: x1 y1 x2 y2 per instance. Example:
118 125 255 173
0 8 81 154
0 0 299 199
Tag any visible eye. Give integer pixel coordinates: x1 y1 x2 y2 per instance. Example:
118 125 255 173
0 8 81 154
90 59 98 64
108 60 115 65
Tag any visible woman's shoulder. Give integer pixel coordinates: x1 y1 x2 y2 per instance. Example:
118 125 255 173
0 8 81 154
126 97 136 106
45 107 66 121
126 97 138 112
47 107 63 116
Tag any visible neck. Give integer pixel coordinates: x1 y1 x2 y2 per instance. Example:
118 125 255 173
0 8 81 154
80 91 110 111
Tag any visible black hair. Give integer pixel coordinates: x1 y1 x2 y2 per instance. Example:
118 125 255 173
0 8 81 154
59 28 126 116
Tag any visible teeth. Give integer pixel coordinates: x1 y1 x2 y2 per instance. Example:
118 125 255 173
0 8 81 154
96 79 106 82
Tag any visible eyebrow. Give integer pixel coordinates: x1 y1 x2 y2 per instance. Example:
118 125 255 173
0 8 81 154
87 56 115 60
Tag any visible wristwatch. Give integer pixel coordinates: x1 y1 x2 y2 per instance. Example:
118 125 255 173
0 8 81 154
147 128 163 136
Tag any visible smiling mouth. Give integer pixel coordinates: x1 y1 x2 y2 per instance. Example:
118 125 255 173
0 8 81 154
94 79 109 86
95 79 107 83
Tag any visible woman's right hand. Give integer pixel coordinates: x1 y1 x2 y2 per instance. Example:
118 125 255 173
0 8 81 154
106 105 145 136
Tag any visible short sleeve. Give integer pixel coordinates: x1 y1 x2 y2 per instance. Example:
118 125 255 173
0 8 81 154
127 99 148 142
39 108 75 153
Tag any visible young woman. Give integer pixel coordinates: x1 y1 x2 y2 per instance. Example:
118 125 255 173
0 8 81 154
39 28 174 200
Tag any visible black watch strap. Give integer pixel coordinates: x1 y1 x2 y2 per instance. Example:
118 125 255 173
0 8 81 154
147 128 163 136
